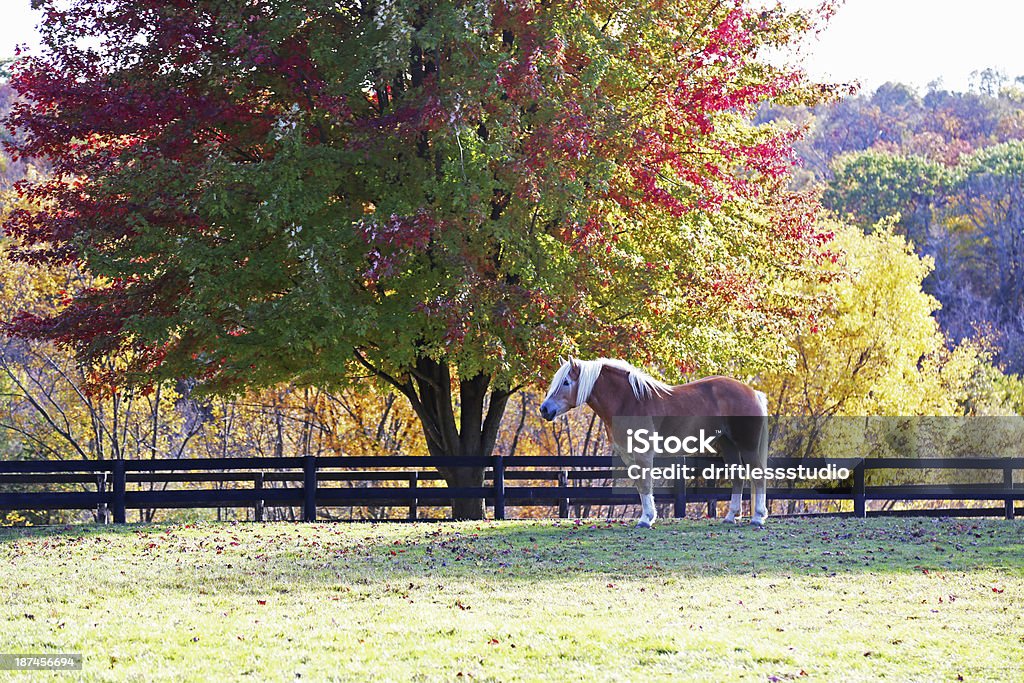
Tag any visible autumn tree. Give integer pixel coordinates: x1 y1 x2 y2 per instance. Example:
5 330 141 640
955 143 1024 318
0 202 203 467
823 151 948 248
6 0 837 518
923 141 1024 373
759 221 999 460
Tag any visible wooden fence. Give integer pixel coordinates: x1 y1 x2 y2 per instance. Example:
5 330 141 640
0 455 1021 522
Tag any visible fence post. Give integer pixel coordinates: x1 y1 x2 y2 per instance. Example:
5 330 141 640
674 474 687 518
112 459 126 524
558 470 569 519
1005 466 1015 521
707 498 717 519
853 461 866 518
408 471 418 521
254 473 264 522
303 455 317 522
96 472 108 524
493 455 506 521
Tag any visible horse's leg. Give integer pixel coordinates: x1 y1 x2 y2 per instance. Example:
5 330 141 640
751 477 768 526
614 443 656 528
636 481 656 529
634 449 657 529
634 459 657 529
638 485 655 528
720 437 743 524
724 479 743 524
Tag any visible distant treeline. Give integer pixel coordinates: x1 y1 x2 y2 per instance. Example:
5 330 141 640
763 78 1024 373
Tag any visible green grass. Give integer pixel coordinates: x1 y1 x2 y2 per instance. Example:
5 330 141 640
1 517 1022 682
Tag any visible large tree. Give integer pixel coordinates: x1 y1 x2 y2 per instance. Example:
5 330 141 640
5 0 836 517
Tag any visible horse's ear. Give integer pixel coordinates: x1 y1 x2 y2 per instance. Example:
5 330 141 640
558 355 567 367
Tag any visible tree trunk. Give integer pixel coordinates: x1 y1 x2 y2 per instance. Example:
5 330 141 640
444 466 487 520
426 365 511 520
354 352 513 520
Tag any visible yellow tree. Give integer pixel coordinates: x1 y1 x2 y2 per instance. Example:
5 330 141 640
760 221 991 457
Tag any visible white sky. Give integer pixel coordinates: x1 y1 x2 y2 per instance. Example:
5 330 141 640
2 0 1023 93
778 0 1024 92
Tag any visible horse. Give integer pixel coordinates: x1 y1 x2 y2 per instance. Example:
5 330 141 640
539 357 769 528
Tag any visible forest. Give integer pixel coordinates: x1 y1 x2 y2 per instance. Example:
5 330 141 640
764 73 1024 376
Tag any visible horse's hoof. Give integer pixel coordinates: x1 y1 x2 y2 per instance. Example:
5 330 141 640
635 520 652 529
750 519 767 528
722 515 738 524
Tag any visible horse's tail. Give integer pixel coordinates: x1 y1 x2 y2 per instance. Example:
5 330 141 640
755 390 769 467
754 390 768 417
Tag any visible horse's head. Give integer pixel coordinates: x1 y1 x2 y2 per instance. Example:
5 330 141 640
539 357 582 421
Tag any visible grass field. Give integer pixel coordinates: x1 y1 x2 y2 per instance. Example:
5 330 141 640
1 517 1022 682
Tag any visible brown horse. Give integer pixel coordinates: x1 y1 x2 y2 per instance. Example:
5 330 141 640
539 358 769 527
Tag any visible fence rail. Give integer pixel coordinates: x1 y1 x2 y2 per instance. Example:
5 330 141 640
0 455 1021 522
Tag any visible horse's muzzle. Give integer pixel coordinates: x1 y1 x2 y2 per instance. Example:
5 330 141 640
539 401 556 421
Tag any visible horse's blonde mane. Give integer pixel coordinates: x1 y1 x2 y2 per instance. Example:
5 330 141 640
545 357 673 406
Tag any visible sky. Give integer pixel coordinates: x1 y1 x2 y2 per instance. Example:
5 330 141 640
2 1 1024 94
776 0 1024 92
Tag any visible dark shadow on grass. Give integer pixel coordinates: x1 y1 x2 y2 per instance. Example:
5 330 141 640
1 517 1022 592
355 516 1024 578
